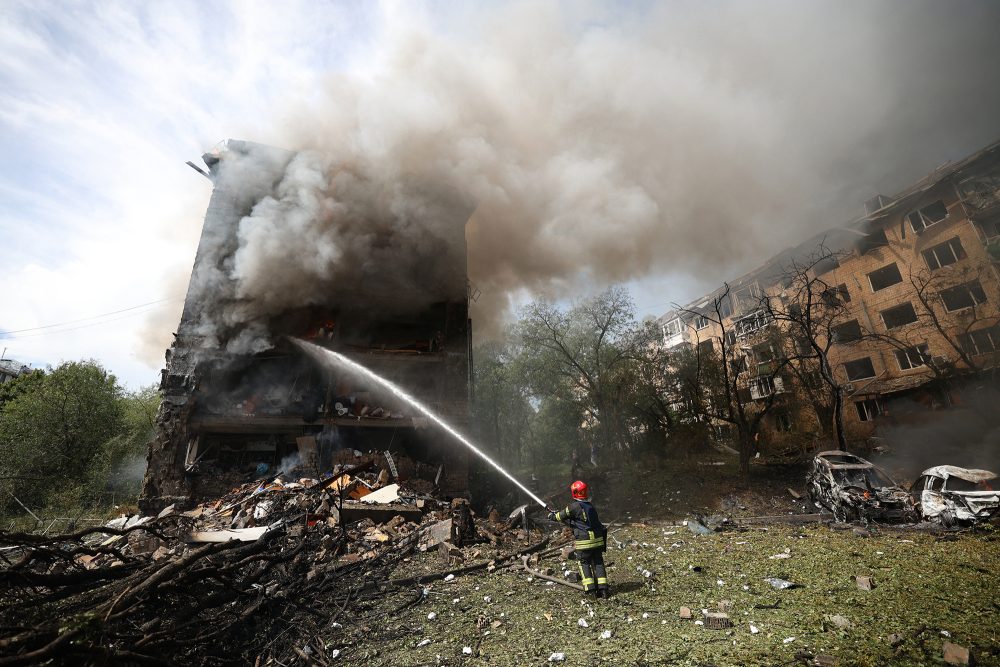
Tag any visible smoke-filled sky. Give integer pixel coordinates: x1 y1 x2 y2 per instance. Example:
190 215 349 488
2 0 1000 387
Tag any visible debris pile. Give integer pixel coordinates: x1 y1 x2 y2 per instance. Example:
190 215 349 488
0 449 548 665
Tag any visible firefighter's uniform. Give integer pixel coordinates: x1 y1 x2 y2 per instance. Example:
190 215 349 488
553 500 608 595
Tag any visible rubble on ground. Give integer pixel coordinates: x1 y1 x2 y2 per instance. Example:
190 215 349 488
0 449 550 665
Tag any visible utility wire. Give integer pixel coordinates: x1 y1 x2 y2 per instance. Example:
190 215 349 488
0 298 180 336
2 304 177 340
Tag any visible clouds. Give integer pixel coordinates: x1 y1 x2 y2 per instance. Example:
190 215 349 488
2 0 1000 386
0 1 372 386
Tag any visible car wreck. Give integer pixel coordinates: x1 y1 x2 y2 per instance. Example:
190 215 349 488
911 466 999 526
807 451 918 523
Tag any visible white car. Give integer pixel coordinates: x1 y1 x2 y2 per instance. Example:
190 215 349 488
911 466 999 526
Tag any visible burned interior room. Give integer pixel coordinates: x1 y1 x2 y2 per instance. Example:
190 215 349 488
139 140 474 513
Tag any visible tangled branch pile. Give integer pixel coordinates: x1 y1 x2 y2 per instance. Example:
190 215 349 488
0 460 547 665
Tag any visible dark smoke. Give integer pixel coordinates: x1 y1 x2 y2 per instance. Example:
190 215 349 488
168 1 1000 351
874 384 1000 484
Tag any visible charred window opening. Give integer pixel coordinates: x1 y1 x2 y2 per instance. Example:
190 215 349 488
894 343 930 371
813 255 840 276
857 228 889 254
855 398 883 422
821 284 852 305
867 263 903 292
922 237 966 270
832 319 862 343
906 200 948 233
844 357 877 381
960 325 1000 356
880 302 918 329
698 339 715 357
773 410 793 432
941 280 988 311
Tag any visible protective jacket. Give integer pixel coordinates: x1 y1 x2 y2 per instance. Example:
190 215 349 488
554 500 606 551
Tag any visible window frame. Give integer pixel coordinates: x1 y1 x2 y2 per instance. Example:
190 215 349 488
922 237 966 271
894 343 930 371
855 398 883 422
941 280 987 312
880 302 919 329
832 319 862 343
960 326 1000 356
906 200 949 233
844 357 877 381
867 263 903 292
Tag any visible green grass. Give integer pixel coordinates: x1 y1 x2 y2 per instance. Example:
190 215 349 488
337 523 1000 666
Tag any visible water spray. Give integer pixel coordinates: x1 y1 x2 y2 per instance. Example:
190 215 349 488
293 339 549 509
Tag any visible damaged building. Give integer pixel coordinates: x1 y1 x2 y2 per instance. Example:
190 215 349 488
140 140 474 514
658 139 1000 454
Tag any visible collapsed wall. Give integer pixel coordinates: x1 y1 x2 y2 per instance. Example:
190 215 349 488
139 140 473 514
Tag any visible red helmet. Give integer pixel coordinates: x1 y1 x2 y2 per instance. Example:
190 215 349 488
571 480 589 500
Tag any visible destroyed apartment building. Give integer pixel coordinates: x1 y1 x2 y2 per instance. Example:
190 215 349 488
658 139 1000 450
139 140 474 514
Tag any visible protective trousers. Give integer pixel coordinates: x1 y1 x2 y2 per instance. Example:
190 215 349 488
576 549 608 594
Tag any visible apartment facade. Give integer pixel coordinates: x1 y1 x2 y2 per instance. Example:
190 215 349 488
658 140 1000 450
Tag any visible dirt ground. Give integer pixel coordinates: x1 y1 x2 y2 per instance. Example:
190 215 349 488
332 521 1000 666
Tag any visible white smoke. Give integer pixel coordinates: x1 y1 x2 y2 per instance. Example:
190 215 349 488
174 1 1000 352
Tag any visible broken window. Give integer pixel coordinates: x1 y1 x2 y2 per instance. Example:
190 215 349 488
844 357 877 381
941 280 987 311
867 263 903 292
694 314 710 330
906 200 949 233
894 343 930 371
752 343 775 364
732 284 762 315
832 319 863 343
734 310 771 338
750 375 784 400
880 302 918 329
793 335 813 356
855 398 884 422
717 295 734 319
724 330 737 347
857 228 889 254
959 325 1000 356
813 255 840 275
979 218 1000 239
922 237 966 270
773 411 793 432
822 284 852 306
663 318 683 338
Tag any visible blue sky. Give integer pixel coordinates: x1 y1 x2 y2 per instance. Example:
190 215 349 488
3 0 999 388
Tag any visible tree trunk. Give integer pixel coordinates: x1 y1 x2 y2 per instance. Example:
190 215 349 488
738 431 753 479
832 386 847 451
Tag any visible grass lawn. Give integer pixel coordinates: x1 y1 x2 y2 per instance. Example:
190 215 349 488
336 522 1000 666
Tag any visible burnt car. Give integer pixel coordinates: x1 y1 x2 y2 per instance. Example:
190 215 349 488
807 451 918 523
911 466 999 526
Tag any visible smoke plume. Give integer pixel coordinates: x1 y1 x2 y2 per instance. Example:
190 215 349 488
177 1 1000 351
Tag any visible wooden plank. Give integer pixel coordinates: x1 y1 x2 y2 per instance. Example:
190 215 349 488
189 527 269 543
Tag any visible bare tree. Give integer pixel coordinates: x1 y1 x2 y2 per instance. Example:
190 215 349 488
681 284 790 477
761 245 853 450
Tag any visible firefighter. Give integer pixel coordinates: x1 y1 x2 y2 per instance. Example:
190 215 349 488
548 480 609 598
